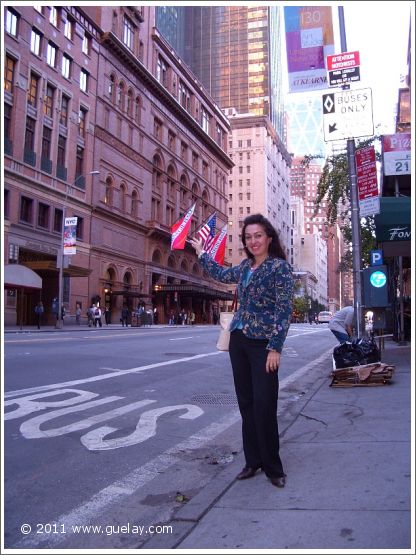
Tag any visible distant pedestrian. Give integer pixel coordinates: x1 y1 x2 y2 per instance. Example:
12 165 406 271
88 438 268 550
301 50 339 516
121 306 130 327
34 301 44 329
104 306 111 325
328 306 354 343
75 304 82 325
87 305 95 327
94 305 102 327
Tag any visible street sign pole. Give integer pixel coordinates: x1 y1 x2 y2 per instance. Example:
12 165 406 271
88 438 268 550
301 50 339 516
339 6 362 337
347 137 362 337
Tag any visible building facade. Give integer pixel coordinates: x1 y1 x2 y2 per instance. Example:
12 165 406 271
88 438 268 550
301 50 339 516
4 5 233 326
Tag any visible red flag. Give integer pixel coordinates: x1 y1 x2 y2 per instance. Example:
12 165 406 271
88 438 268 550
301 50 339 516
208 225 227 265
171 204 196 250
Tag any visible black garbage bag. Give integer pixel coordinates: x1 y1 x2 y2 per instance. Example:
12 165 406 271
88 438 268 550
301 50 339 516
333 338 381 369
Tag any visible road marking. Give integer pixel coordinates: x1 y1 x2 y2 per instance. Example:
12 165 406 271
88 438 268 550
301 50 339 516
13 348 334 549
4 351 224 399
169 336 196 341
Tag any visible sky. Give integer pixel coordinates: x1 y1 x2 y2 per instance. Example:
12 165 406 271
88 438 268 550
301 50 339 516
341 1 413 134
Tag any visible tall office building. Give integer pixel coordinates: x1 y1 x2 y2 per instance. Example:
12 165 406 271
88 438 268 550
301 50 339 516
156 6 286 141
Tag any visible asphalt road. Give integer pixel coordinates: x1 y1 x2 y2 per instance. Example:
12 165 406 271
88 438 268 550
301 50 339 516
4 323 336 549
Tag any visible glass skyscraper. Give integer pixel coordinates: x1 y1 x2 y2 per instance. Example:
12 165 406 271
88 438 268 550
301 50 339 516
155 6 286 142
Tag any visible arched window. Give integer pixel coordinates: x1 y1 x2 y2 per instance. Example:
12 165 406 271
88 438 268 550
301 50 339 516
202 189 210 220
131 189 139 218
152 155 163 193
135 95 141 125
120 182 126 212
167 164 176 201
104 177 113 206
167 255 176 269
152 250 162 264
117 81 125 110
108 74 115 102
181 259 188 273
192 263 200 275
127 89 133 117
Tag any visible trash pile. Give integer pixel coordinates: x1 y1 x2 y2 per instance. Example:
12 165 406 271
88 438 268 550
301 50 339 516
330 337 395 387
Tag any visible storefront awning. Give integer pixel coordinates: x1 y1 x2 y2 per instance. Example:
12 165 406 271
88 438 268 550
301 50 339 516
154 283 234 301
4 264 42 289
374 197 411 257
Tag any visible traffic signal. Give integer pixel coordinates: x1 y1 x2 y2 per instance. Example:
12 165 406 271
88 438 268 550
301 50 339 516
362 265 389 308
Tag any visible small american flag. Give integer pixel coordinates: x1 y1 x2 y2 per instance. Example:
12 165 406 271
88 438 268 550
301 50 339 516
197 213 217 249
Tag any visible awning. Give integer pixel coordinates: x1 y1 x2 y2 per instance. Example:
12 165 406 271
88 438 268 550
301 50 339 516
154 283 234 301
24 260 92 277
4 264 42 289
374 197 411 257
375 197 411 242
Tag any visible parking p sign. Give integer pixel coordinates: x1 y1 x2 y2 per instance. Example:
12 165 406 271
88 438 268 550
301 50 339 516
370 250 383 266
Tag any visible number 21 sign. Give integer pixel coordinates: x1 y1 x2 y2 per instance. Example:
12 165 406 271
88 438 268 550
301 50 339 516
382 133 411 176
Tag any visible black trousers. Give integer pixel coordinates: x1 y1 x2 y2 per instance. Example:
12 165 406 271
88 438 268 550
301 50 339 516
229 329 284 478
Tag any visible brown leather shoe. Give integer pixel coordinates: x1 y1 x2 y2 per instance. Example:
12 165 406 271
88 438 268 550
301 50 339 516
269 475 286 488
236 466 259 480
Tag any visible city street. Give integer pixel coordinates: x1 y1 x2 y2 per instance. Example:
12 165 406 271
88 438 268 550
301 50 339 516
4 323 336 549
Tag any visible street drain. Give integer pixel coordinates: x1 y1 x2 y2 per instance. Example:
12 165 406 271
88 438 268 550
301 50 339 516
191 393 238 406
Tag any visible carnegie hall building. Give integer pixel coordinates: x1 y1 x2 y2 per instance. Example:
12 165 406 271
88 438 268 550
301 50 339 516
4 5 233 325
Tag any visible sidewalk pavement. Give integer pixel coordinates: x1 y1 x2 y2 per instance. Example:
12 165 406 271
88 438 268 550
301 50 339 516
144 339 412 551
3 323 177 333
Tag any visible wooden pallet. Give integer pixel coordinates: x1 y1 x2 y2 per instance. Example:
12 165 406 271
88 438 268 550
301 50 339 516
330 362 395 387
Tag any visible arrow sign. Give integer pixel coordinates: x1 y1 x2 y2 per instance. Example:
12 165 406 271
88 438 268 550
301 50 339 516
322 88 374 142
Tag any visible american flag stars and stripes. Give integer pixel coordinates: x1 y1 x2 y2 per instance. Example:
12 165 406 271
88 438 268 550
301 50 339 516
197 212 217 250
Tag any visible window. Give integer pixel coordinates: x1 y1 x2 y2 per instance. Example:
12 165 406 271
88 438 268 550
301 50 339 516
123 16 134 50
24 117 36 151
156 55 168 87
37 202 49 228
135 96 141 124
153 117 162 140
216 124 222 145
75 146 84 180
27 73 39 106
4 56 15 93
33 6 43 14
82 34 90 55
49 7 58 26
44 84 54 117
79 107 87 137
54 208 63 232
57 135 66 167
181 142 188 162
76 216 84 240
61 54 71 79
41 126 52 159
246 166 251 173
127 89 133 116
47 42 57 68
117 82 124 110
108 74 115 101
4 189 10 219
20 196 33 223
64 18 73 39
168 131 176 151
238 140 243 148
60 95 69 126
247 139 252 147
31 29 42 55
179 80 190 111
4 103 12 143
201 107 210 133
6 8 18 36
80 70 88 92
192 152 199 171
131 190 139 217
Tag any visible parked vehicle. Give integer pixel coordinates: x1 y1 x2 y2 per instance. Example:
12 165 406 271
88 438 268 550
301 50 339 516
317 310 332 323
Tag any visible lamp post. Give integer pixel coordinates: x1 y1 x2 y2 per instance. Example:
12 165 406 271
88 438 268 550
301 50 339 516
55 171 99 329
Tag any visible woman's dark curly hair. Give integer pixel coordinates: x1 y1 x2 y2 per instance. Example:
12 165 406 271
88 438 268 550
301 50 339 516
241 214 286 260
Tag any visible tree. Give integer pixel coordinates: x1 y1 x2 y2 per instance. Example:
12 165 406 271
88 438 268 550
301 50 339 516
302 136 379 270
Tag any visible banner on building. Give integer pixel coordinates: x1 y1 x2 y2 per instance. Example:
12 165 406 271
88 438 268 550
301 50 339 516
284 6 335 93
171 204 196 250
63 217 78 255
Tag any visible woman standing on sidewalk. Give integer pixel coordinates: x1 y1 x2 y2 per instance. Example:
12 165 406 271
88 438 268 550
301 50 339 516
190 214 293 488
